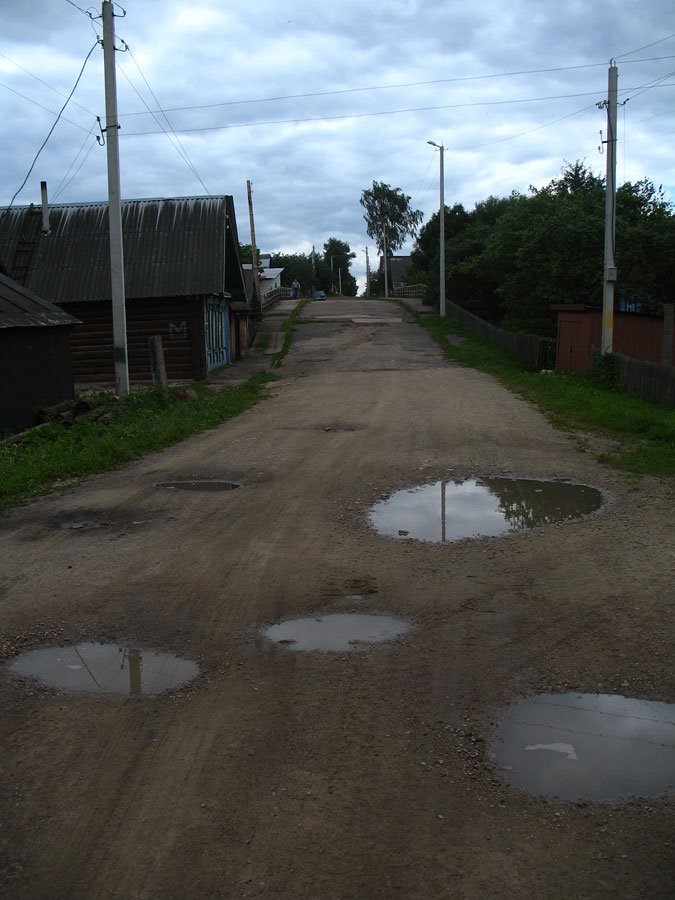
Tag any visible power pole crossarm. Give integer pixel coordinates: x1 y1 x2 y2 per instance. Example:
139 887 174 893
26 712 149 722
102 0 129 395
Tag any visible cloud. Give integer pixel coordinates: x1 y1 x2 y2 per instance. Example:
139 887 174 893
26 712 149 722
1 0 673 290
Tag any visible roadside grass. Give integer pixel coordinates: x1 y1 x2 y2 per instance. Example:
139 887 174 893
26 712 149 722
271 296 311 368
0 374 273 513
403 305 674 478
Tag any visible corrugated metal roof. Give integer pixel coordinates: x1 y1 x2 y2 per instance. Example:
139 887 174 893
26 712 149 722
0 196 241 304
0 271 80 329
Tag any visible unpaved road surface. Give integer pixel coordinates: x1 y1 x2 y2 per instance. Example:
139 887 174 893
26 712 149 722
1 299 673 899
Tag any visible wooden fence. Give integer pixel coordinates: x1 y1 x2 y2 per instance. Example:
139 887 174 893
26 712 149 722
446 301 555 369
591 350 675 407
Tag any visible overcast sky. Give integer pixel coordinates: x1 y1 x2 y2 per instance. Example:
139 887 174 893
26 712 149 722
1 0 674 289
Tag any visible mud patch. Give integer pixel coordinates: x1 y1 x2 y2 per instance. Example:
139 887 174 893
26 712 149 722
489 692 675 802
369 476 603 543
262 613 411 652
156 480 240 491
9 642 199 695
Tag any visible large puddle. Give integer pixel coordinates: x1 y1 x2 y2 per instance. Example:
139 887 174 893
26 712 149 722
9 643 199 695
262 613 411 652
489 693 675 802
369 477 603 543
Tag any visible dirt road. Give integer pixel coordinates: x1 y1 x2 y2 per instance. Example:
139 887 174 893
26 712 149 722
1 299 673 898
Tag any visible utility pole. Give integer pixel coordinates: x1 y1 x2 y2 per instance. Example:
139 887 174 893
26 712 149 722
102 0 129 395
601 61 618 354
338 267 342 295
428 140 446 315
311 244 316 296
365 247 370 297
382 226 389 298
246 180 261 318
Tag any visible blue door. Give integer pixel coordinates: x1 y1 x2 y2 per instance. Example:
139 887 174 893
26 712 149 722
205 297 229 369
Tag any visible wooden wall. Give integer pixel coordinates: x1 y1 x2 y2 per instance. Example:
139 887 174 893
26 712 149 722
60 297 207 384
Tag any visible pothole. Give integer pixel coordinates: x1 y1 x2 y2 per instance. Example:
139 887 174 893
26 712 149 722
58 519 110 531
488 692 675 802
262 613 411 652
156 480 240 491
369 477 603 543
8 643 199 695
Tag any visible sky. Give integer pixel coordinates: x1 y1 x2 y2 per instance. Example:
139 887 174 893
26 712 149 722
1 0 674 291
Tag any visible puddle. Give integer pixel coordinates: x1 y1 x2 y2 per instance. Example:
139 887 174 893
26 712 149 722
369 477 603 543
489 693 675 802
262 613 411 652
9 643 199 695
58 519 109 531
156 480 240 491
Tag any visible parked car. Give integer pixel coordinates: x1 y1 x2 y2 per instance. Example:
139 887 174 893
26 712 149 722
313 290 326 300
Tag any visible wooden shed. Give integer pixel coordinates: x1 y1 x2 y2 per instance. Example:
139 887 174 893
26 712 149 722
0 196 251 384
0 270 79 435
553 305 674 374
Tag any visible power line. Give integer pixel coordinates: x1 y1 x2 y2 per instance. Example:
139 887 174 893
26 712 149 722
53 122 98 199
0 80 93 132
0 51 96 117
122 85 675 137
117 43 211 195
114 55 675 119
616 32 675 59
3 41 99 210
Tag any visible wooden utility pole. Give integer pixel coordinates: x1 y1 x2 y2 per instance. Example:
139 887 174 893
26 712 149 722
102 0 129 395
601 61 618 354
365 247 370 297
246 180 261 318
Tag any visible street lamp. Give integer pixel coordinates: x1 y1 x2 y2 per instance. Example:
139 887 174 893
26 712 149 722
427 140 445 316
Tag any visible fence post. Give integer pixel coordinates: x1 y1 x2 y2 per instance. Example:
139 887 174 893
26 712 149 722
149 335 168 388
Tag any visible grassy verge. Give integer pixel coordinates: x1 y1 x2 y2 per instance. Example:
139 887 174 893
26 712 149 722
0 374 273 513
271 297 311 368
402 305 674 478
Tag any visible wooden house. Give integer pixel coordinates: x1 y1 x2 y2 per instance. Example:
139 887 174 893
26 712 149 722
0 269 79 435
0 196 251 384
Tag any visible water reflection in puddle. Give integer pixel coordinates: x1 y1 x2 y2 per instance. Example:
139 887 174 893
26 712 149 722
9 643 198 695
489 693 675 802
263 613 411 652
156 480 240 491
369 477 603 543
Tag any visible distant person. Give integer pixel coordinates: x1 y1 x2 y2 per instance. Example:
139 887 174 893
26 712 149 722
291 278 301 299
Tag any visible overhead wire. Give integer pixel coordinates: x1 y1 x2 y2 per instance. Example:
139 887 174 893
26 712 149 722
121 84 675 137
0 51 96 117
114 55 675 118
53 122 98 199
117 43 211 194
0 80 93 132
4 40 99 211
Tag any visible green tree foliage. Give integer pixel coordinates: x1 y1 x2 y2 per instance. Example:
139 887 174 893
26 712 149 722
410 161 674 336
360 181 423 256
323 237 358 295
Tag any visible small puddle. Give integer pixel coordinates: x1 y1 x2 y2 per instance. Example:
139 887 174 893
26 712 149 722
262 613 411 652
9 643 199 695
489 693 675 802
58 519 109 531
369 477 603 543
156 480 240 491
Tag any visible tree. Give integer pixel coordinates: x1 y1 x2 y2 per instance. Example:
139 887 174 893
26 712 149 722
323 237 357 296
360 181 423 257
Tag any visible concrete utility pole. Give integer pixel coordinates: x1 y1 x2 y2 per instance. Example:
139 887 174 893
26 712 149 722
428 141 446 316
365 247 370 297
246 180 261 318
601 61 618 354
102 0 129 395
382 226 389 298
311 245 316 296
